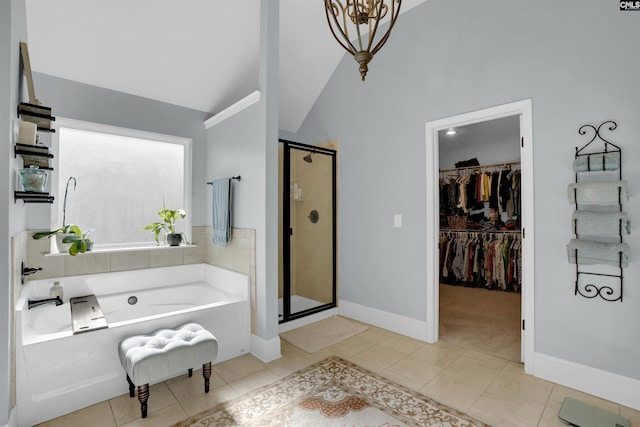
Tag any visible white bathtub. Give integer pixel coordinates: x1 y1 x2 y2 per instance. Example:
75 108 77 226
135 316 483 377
15 263 250 427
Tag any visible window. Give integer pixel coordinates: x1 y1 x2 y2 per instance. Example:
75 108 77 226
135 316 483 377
52 118 192 250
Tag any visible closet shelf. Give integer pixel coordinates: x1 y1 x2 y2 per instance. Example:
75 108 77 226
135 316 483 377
439 160 520 174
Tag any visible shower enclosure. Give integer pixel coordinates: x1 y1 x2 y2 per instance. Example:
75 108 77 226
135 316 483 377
278 139 337 323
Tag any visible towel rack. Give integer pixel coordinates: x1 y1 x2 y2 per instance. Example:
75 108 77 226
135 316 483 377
207 176 241 185
569 121 626 302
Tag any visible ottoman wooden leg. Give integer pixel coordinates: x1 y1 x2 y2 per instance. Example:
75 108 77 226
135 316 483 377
203 362 212 393
126 375 135 398
137 384 149 418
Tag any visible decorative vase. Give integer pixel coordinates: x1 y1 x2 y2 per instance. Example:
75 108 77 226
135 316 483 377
55 233 72 254
167 233 182 246
19 165 48 192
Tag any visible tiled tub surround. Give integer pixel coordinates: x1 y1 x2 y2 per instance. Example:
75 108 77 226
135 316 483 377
24 227 255 279
15 263 250 427
22 226 257 331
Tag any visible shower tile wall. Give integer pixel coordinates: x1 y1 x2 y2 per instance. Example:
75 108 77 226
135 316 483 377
293 150 333 305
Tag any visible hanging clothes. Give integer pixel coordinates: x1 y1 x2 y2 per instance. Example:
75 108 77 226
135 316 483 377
439 164 521 232
439 231 521 292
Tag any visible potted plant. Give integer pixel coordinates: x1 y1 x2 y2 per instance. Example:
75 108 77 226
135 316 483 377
141 208 189 246
33 225 94 256
61 227 94 255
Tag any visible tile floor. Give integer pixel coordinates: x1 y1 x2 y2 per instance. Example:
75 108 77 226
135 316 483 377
439 283 521 363
35 317 640 427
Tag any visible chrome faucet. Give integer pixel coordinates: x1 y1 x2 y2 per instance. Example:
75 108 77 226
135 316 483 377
28 297 63 310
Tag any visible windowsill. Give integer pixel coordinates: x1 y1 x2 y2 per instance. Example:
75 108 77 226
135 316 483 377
44 244 198 257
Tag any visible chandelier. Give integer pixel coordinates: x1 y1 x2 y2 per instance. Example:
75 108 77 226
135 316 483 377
324 0 402 81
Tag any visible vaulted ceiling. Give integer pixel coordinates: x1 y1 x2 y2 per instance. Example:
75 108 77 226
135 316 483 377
25 0 425 133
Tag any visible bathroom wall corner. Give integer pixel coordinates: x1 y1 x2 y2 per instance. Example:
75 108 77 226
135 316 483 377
9 232 27 409
205 227 257 334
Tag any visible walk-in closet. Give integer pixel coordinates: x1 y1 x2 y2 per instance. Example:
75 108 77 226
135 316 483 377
438 115 522 362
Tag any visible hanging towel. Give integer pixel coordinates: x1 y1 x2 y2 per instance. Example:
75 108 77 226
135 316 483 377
212 178 232 247
567 239 629 268
567 180 628 205
573 152 620 172
571 211 630 235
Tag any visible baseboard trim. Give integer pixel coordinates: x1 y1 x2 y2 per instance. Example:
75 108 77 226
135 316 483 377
338 300 427 342
250 334 281 363
534 352 640 410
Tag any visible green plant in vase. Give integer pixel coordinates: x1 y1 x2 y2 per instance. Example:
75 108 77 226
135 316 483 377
61 227 94 256
33 225 94 256
142 208 189 246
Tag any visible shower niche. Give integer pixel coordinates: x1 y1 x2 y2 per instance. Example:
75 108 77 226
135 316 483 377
278 139 337 323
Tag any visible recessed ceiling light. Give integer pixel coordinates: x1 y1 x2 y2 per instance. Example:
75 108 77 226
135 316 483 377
445 128 457 135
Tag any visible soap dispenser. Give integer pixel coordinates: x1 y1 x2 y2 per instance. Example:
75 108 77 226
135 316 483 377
49 281 63 299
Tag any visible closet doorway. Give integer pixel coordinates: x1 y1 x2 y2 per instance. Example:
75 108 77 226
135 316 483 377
278 139 337 324
425 100 535 372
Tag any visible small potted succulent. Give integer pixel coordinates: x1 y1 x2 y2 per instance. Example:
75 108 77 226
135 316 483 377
142 207 189 246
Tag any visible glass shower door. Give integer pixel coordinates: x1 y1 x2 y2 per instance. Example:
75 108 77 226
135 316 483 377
279 140 336 323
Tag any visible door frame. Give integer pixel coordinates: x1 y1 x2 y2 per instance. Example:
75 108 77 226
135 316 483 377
425 99 535 373
278 139 338 323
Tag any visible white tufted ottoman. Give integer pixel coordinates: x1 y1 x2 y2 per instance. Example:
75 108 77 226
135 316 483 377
118 323 218 418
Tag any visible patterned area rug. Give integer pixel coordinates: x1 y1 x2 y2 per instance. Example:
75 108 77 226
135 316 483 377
173 356 490 427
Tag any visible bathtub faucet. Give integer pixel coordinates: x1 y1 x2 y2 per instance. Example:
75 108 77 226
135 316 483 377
28 297 63 310
21 260 43 285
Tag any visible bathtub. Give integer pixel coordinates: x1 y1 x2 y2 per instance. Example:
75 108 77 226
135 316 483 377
15 263 250 427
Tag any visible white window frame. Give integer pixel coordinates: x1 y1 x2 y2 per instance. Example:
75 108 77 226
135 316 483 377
50 117 192 251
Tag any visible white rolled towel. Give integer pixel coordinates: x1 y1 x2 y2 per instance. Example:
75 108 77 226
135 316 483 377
567 239 629 268
571 211 630 235
573 152 620 172
567 181 628 205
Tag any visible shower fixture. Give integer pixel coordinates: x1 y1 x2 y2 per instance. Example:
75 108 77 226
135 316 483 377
303 153 313 163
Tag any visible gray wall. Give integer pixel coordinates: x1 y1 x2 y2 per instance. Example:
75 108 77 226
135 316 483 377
297 0 640 379
206 0 280 344
29 73 210 229
1 0 28 422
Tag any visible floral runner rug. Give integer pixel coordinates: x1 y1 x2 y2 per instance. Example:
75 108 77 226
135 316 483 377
173 356 490 427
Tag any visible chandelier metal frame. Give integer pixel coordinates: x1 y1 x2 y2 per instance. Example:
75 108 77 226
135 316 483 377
324 0 402 81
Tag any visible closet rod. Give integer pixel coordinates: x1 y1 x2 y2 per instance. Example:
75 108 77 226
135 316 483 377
440 229 521 235
439 161 520 174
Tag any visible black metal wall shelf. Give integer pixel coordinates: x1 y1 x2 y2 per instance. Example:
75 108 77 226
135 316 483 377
17 102 56 133
14 191 54 204
570 121 627 302
14 145 55 203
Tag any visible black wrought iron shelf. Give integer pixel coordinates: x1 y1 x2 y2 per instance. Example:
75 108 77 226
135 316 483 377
14 191 54 204
14 144 55 203
571 121 626 302
17 102 56 133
